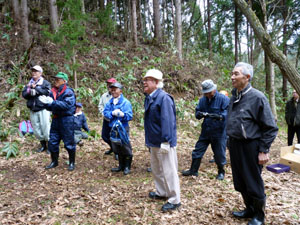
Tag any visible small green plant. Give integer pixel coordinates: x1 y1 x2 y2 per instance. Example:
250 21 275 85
1 141 19 160
88 130 100 141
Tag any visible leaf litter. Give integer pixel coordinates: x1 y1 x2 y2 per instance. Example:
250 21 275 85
0 122 299 224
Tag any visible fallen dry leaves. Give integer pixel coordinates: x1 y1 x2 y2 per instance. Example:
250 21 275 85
0 121 300 224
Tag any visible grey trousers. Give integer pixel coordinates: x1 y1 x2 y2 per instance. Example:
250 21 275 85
30 109 51 141
74 130 88 144
150 146 181 204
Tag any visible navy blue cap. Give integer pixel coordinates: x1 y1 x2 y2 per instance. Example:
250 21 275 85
76 102 83 108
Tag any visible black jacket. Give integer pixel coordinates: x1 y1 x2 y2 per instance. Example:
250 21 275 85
22 78 51 112
285 97 300 127
226 84 278 153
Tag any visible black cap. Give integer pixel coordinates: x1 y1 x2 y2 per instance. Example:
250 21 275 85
110 82 123 89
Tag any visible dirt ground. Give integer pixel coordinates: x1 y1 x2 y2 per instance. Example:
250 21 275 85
0 121 300 225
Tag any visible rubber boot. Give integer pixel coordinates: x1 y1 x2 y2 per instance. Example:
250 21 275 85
233 192 254 218
105 149 113 155
123 156 132 175
216 165 225 180
111 154 123 172
68 150 76 171
37 140 47 153
45 152 59 169
248 197 266 225
182 158 201 176
209 158 215 163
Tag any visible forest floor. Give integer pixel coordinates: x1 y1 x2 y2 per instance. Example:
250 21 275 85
0 119 300 225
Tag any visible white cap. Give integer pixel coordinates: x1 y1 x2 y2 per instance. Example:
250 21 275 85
143 69 163 80
31 65 43 73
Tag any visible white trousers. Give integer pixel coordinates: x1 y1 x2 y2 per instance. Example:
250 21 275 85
150 146 181 204
30 109 51 141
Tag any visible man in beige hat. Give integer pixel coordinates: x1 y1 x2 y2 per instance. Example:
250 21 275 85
143 69 181 212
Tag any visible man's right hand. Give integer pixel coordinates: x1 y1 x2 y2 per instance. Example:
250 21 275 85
195 111 208 120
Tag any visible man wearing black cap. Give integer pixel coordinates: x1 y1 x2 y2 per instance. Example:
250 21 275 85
103 82 133 175
74 102 89 146
98 77 117 157
22 65 51 153
39 72 77 171
182 79 229 180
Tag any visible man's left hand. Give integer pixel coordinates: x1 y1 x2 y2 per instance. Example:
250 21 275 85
39 95 54 104
258 152 269 165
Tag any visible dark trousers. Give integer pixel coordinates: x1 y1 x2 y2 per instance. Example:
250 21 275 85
48 116 76 153
228 138 265 200
192 135 227 166
111 126 133 157
101 119 112 149
287 125 300 146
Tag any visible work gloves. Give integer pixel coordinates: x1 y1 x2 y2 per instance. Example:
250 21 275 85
196 111 223 120
39 95 54 104
112 109 124 117
160 142 170 154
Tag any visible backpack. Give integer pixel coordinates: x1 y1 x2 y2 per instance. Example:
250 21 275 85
19 120 34 135
110 120 130 146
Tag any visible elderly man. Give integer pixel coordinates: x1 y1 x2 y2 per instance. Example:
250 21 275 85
98 78 117 156
285 90 300 145
39 72 77 171
103 82 133 175
227 62 278 225
143 69 181 212
22 65 51 153
182 79 229 180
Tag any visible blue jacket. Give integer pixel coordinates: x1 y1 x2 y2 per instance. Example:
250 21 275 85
74 112 89 132
144 88 177 148
45 84 76 117
103 94 133 128
196 91 229 138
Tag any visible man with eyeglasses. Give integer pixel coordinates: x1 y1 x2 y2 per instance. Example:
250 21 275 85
143 69 181 212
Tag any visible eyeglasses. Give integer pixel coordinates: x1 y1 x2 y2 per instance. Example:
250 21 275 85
143 78 156 82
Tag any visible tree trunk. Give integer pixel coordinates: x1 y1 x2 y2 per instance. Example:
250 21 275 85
81 0 85 14
12 0 20 24
296 40 300 69
234 3 239 64
114 0 117 24
265 55 277 119
233 0 300 94
48 0 59 32
281 0 288 99
73 55 78 89
171 0 176 38
207 0 212 60
153 0 162 44
175 0 182 62
20 0 30 50
136 0 143 38
131 0 138 47
162 0 166 43
99 0 105 10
